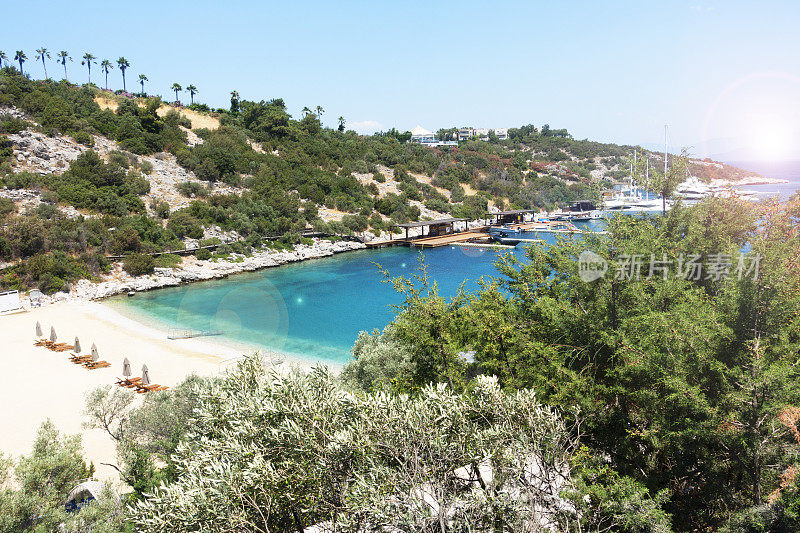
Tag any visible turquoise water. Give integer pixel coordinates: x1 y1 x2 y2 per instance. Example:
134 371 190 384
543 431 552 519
106 221 604 364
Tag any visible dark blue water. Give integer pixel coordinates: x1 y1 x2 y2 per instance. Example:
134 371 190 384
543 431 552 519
107 221 604 364
728 160 800 200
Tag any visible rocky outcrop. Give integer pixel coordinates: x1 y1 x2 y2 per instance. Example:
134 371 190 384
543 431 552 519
3 110 242 215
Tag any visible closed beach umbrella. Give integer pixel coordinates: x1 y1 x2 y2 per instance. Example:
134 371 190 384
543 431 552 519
74 337 81 354
50 326 57 343
91 343 99 362
122 358 131 377
141 365 150 386
35 321 42 338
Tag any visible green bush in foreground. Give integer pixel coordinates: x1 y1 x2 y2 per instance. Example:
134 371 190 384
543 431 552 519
0 421 125 532
126 356 668 532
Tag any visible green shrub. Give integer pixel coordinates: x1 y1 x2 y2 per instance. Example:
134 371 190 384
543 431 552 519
154 254 182 268
123 253 155 276
72 130 94 147
37 272 66 294
0 198 16 219
176 181 208 198
195 248 211 260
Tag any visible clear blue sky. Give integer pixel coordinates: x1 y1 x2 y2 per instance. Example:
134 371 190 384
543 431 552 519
4 0 800 159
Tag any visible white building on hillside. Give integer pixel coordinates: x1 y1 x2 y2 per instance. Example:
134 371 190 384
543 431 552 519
410 125 436 144
457 127 508 141
410 125 457 147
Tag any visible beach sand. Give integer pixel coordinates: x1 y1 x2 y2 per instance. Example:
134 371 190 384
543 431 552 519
0 300 241 481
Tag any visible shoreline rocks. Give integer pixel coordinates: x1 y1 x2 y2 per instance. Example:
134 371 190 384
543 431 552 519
30 239 367 305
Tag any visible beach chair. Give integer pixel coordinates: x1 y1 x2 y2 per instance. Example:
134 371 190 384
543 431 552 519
50 343 74 352
84 360 111 370
70 354 92 364
119 377 142 388
135 383 166 393
115 377 142 387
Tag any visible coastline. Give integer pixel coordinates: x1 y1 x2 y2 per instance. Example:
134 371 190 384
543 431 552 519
0 300 237 481
103 295 344 371
20 238 369 307
719 176 790 186
1 240 369 479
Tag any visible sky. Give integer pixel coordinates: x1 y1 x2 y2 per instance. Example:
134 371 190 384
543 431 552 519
4 0 800 160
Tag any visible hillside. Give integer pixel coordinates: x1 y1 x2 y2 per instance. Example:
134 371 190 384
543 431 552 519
0 67 764 296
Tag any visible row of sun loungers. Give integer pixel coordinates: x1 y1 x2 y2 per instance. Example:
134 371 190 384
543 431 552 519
34 322 167 393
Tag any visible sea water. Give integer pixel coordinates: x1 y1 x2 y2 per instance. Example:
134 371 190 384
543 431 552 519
729 160 800 200
106 221 604 364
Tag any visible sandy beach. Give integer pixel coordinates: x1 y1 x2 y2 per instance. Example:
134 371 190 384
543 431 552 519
0 300 244 481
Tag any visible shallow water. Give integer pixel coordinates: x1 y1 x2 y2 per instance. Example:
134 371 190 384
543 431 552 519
107 221 605 364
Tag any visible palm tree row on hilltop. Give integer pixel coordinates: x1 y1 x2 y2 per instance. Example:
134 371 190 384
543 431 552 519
0 48 200 106
1 48 346 125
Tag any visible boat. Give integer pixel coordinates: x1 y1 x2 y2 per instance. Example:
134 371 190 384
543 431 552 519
552 200 601 221
490 235 522 246
488 225 520 235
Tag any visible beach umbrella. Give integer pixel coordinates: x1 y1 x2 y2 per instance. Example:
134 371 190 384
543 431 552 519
50 326 57 343
122 358 131 377
35 321 42 338
141 365 150 386
91 343 99 362
74 337 81 354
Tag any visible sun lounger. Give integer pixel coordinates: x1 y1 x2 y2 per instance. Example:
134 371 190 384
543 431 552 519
115 377 142 387
84 360 111 369
135 383 168 393
70 354 92 363
49 343 74 352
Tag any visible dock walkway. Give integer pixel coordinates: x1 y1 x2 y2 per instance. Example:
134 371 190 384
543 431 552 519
408 231 489 249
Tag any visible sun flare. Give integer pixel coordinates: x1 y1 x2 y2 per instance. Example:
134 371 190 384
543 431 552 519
748 119 791 161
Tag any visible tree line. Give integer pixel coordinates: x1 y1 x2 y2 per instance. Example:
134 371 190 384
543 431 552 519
0 48 199 104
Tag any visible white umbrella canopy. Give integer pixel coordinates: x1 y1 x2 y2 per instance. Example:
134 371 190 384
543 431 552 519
141 365 150 386
91 343 99 362
35 321 42 338
122 358 131 377
49 326 57 343
74 337 81 354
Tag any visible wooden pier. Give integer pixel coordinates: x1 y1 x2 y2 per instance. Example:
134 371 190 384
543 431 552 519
363 217 607 249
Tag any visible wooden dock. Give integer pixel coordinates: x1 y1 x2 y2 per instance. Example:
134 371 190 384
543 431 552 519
408 231 490 249
365 228 491 249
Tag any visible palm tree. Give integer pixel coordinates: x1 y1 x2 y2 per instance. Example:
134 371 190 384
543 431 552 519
138 74 148 95
186 84 197 104
171 83 182 103
81 53 96 84
57 51 71 81
116 57 130 91
302 106 311 117
14 51 26 75
100 60 113 90
338 116 345 132
0 51 7 70
230 90 240 113
35 48 50 79
315 105 324 119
